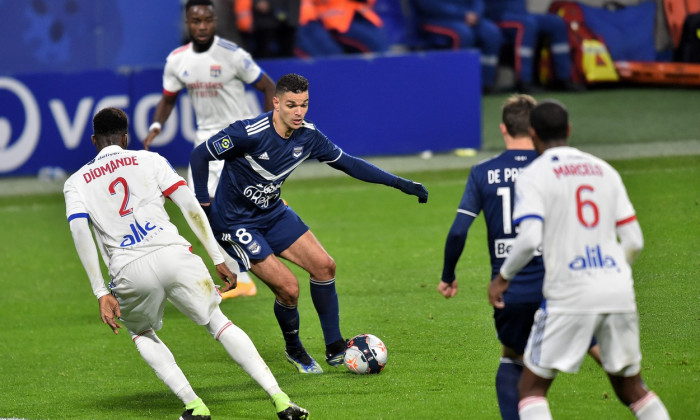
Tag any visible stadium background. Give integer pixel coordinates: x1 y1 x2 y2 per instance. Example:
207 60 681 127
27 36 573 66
0 0 692 179
0 1 698 419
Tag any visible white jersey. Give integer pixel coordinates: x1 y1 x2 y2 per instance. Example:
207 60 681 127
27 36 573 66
64 145 191 278
512 147 638 313
163 35 262 137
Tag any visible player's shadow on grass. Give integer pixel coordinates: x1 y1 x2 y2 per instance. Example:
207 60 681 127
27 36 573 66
93 390 176 418
93 386 278 419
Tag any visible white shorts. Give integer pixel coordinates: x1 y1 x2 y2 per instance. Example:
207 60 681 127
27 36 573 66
110 245 221 334
524 309 642 379
188 129 224 198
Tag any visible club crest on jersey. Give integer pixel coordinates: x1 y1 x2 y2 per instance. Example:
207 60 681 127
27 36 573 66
210 65 221 77
247 240 262 255
213 136 233 155
292 147 303 158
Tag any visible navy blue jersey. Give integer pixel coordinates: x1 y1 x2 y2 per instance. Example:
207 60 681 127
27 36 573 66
203 112 341 231
459 149 543 304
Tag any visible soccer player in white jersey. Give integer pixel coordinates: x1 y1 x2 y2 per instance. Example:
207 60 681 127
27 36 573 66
143 0 275 299
488 100 670 420
64 108 308 420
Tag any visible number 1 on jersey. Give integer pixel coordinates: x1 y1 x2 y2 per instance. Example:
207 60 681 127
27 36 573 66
497 187 512 234
109 177 133 217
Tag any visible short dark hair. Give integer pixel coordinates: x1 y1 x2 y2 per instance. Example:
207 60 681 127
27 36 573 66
529 99 569 142
93 107 128 138
502 94 536 137
185 0 213 12
276 73 309 95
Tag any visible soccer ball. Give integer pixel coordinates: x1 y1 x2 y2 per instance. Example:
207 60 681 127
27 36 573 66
343 334 387 374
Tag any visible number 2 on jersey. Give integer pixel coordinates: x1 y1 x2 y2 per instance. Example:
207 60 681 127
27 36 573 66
109 177 133 217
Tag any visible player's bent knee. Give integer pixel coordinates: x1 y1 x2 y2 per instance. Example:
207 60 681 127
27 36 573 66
609 373 647 405
311 256 336 280
275 281 301 304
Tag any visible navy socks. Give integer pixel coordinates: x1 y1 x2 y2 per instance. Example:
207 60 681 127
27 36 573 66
496 358 524 420
309 278 343 347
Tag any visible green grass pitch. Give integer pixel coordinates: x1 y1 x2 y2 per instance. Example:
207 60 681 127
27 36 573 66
0 154 697 419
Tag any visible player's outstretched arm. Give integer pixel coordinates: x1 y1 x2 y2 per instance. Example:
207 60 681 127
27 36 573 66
143 93 178 150
393 177 429 203
327 153 428 203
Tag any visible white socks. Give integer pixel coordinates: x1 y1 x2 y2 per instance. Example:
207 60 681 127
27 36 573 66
133 330 198 405
131 308 283 407
519 396 553 420
207 307 282 396
517 391 670 420
630 392 670 420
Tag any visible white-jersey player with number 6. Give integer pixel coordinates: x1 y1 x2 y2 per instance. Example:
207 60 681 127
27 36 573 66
64 108 308 420
488 100 670 420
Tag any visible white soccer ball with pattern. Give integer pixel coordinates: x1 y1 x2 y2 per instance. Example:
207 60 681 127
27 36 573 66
343 334 387 374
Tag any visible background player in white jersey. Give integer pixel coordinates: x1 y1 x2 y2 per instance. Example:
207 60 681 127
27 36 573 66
143 0 276 299
439 95 600 419
64 108 308 420
190 73 429 374
488 100 670 420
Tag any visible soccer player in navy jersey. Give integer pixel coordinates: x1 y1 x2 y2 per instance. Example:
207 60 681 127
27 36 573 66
190 73 428 374
438 94 542 419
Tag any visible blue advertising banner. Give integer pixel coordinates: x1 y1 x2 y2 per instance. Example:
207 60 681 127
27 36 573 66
0 50 481 177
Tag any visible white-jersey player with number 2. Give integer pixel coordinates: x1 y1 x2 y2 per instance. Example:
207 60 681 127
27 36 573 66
489 100 669 420
64 107 308 420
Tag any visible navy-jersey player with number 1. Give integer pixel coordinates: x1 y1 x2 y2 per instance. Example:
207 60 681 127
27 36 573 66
438 94 543 420
190 73 428 374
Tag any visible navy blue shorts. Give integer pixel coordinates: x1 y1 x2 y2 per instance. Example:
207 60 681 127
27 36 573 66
217 205 309 272
493 301 541 355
